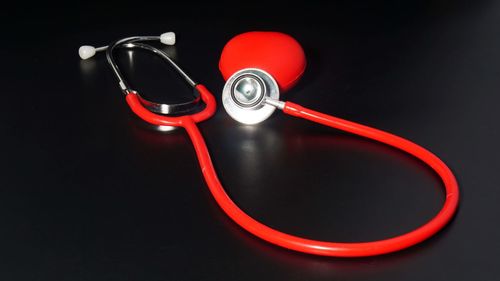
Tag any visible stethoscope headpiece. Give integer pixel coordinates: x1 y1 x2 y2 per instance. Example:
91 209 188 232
79 32 201 116
219 31 306 124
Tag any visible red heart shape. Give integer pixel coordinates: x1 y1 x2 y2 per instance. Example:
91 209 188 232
219 31 306 93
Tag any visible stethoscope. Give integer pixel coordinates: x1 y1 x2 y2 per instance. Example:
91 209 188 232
79 31 459 257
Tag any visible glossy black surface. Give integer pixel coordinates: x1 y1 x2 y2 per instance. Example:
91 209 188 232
2 1 499 280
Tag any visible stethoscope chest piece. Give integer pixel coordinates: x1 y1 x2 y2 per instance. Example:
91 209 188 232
219 31 306 124
222 68 279 124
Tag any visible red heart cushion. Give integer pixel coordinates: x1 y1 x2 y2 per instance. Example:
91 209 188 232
219 31 306 92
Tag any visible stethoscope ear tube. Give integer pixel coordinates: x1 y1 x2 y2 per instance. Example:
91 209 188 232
82 35 202 115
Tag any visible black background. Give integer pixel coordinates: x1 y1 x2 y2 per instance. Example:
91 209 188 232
1 0 499 280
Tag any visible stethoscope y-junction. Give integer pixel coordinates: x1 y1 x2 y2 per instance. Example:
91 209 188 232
79 31 459 257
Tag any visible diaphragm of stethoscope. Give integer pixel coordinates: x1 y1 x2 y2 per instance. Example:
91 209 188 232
222 68 280 124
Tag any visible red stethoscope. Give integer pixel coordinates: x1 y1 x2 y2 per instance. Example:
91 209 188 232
79 31 459 257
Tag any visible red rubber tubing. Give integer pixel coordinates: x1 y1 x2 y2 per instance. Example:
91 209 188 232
126 85 459 257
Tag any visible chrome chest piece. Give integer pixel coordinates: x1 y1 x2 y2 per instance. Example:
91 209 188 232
222 68 282 125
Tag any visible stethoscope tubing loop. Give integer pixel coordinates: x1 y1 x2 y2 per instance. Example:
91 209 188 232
127 85 459 257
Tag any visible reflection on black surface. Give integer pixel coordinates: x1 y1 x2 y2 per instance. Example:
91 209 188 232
126 49 134 68
128 116 185 146
79 59 98 75
230 125 284 188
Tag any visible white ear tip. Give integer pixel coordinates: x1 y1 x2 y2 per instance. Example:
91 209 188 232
160 32 176 45
79 45 96 60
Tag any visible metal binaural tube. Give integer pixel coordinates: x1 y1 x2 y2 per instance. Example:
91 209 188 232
85 34 201 115
101 36 196 93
